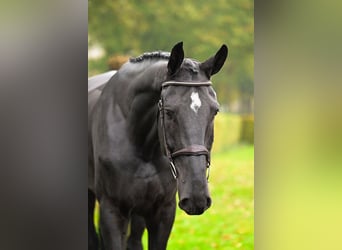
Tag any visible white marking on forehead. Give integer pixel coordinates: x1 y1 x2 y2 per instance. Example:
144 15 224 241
190 92 202 114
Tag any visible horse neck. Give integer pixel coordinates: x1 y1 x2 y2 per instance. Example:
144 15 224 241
125 62 167 160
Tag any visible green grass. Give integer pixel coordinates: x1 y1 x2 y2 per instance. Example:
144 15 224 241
142 144 254 249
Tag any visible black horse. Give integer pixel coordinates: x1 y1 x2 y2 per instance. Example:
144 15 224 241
88 42 228 250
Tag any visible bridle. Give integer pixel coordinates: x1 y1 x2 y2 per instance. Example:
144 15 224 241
158 80 213 180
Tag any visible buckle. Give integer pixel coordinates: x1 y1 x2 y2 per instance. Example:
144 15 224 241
170 161 177 179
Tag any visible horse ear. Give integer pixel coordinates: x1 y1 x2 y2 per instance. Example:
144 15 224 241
167 42 184 75
200 44 228 77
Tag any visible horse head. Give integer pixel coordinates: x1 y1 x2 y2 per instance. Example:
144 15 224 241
158 42 228 215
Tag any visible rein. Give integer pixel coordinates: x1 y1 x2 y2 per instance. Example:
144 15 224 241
158 81 212 180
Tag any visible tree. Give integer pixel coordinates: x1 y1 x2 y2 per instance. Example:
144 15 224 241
88 0 254 112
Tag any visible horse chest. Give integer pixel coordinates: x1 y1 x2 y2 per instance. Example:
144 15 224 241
97 154 175 203
124 162 175 199
129 173 176 214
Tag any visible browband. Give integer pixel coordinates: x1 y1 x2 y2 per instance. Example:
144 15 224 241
162 81 212 88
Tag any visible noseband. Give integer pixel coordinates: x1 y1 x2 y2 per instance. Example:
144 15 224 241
158 80 212 180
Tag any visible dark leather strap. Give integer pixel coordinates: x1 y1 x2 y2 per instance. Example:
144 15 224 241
162 81 212 88
171 144 210 163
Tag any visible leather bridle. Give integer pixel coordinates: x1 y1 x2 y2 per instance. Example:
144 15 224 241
158 80 213 180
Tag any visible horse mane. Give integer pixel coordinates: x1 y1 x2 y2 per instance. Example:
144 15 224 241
129 51 170 63
116 51 170 160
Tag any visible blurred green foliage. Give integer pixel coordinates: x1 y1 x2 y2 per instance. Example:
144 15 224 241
213 113 241 152
88 0 253 110
240 115 254 144
213 113 254 154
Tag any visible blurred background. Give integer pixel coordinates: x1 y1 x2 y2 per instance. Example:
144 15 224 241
89 0 254 249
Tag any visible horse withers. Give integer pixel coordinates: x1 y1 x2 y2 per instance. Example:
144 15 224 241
88 42 228 250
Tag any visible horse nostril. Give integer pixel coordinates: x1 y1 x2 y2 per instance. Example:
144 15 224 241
206 197 212 208
179 198 190 209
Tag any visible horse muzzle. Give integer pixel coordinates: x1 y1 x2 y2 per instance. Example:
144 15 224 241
178 196 212 215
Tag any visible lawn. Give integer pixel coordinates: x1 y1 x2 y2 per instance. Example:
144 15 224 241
142 144 254 249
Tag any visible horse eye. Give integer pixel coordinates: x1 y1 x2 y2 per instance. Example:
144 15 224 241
165 109 175 119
